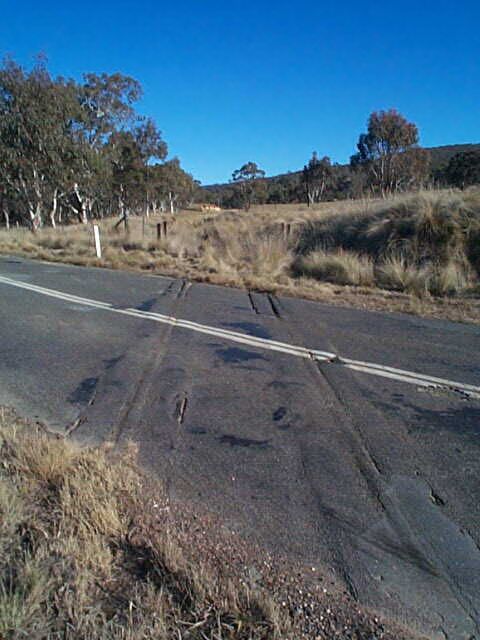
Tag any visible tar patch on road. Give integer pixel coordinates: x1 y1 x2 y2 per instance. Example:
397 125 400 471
223 322 271 340
273 406 287 421
216 346 266 364
136 298 157 312
219 435 271 448
67 377 98 404
273 406 291 430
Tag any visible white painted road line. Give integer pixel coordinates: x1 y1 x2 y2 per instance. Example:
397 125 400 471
1 274 479 399
341 357 480 393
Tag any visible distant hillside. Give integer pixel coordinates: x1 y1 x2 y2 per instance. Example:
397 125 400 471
428 143 480 171
204 143 480 189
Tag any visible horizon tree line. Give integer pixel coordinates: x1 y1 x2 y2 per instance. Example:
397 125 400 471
217 110 479 209
1 56 478 224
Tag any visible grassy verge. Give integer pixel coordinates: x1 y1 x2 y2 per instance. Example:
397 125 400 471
0 409 287 639
1 190 479 324
0 408 413 639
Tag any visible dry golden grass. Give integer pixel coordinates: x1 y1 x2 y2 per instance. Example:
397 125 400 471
0 408 292 639
1 190 479 324
0 408 414 640
292 250 375 287
376 257 432 297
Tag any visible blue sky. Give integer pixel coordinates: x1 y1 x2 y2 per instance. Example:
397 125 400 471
0 0 478 184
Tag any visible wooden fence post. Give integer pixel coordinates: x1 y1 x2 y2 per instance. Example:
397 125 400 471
281 222 292 241
157 220 169 240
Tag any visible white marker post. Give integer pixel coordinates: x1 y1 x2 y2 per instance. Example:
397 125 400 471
93 224 102 259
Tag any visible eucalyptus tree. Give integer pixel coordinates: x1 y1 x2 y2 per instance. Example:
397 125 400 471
350 109 429 196
231 162 266 210
0 58 81 228
70 73 152 224
108 118 168 224
0 57 174 229
302 152 333 205
149 159 197 214
79 72 142 148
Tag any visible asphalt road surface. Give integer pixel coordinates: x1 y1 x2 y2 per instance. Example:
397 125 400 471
0 255 479 639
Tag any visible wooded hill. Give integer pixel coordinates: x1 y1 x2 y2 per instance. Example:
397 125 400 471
203 143 480 208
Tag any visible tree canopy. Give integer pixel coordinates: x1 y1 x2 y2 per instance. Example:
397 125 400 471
0 57 196 229
350 109 430 196
231 162 266 210
443 151 480 188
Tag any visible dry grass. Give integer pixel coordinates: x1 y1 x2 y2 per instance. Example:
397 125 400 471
0 408 290 639
0 408 413 640
296 189 480 301
376 256 474 297
296 190 479 258
429 258 474 296
1 190 479 324
376 257 431 297
292 250 375 287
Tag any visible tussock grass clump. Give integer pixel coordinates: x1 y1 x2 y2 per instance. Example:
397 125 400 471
0 411 289 639
298 189 480 267
36 232 77 251
292 250 375 287
375 257 431 297
374 251 474 297
201 222 292 280
429 259 473 296
296 189 480 299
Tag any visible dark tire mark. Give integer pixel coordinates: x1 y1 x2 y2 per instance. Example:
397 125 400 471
216 347 266 364
267 293 281 318
219 435 271 448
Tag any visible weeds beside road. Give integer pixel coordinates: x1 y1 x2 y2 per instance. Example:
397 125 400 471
1 189 479 324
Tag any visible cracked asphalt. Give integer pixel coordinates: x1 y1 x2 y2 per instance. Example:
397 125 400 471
0 255 479 639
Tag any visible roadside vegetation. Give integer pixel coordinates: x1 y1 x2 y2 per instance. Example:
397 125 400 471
0 57 479 322
294 188 480 297
1 188 479 324
0 408 411 639
0 409 285 639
